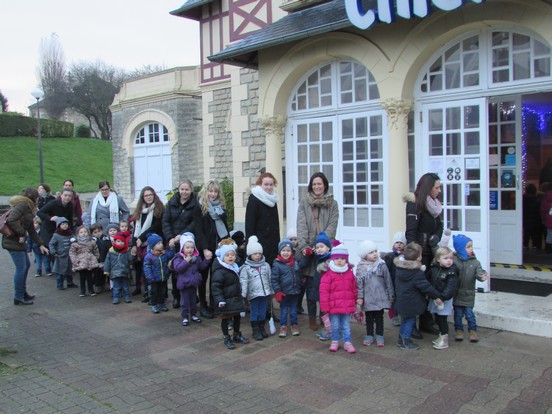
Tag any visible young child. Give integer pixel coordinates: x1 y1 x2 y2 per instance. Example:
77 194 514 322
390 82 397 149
356 240 394 347
310 231 332 339
49 217 77 290
104 232 134 304
394 242 443 350
271 239 302 338
211 239 249 349
452 234 488 342
319 242 358 353
428 247 458 349
143 233 175 314
27 216 51 277
69 225 100 297
382 232 406 326
119 220 131 241
240 236 273 341
230 230 246 267
172 233 212 326
91 223 111 293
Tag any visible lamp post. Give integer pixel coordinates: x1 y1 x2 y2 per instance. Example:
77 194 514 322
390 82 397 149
31 88 45 183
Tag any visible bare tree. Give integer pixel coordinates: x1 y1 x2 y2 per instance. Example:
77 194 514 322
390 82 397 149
67 60 126 140
0 90 8 112
38 33 69 120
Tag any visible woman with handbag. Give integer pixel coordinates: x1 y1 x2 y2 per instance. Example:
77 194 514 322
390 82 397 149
296 172 339 331
2 188 49 305
131 186 165 296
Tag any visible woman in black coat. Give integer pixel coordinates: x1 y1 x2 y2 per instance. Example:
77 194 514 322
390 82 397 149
37 188 74 247
194 180 230 318
37 183 55 210
245 172 280 265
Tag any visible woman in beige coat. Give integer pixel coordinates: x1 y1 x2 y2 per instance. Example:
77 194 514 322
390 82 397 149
296 172 339 330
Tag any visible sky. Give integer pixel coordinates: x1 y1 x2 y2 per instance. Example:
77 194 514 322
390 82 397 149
0 1 200 114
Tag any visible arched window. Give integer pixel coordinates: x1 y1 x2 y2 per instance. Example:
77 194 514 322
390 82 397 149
135 123 169 145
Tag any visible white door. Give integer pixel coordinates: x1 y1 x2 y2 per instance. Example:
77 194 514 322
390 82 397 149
488 96 523 264
420 99 490 290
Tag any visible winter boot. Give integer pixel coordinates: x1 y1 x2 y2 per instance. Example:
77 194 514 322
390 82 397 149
251 322 263 341
259 320 269 338
309 317 318 331
469 330 479 342
432 334 449 350
398 335 420 350
454 330 464 341
232 331 250 344
224 335 235 349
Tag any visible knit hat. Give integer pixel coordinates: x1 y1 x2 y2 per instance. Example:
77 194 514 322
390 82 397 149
216 242 237 259
106 223 119 233
286 227 297 239
358 240 378 259
147 233 163 248
55 217 69 227
113 232 127 246
278 238 295 253
391 232 407 246
246 235 263 256
314 231 331 248
330 242 349 260
179 232 197 253
453 234 472 260
229 230 245 246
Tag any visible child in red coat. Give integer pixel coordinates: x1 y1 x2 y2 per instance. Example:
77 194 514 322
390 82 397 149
319 242 358 353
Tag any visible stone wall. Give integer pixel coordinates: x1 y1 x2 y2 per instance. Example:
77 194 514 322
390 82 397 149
207 88 233 180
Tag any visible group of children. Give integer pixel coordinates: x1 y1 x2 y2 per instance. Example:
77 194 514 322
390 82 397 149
28 214 487 352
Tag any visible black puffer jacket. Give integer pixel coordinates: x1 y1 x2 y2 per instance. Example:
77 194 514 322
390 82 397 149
162 193 197 241
245 194 279 265
211 258 245 316
429 262 458 300
193 203 229 253
37 198 74 246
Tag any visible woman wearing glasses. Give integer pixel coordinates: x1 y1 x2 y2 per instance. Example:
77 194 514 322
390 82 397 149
89 180 130 233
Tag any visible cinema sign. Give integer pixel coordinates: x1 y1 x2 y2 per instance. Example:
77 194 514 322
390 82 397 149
345 0 485 30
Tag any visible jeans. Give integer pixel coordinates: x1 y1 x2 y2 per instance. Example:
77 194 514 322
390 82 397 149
9 250 30 301
330 313 352 342
454 306 477 331
32 247 51 274
112 277 130 301
249 296 269 322
56 273 75 289
399 317 416 340
280 294 299 326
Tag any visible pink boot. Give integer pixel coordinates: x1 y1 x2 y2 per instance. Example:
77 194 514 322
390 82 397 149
344 341 356 353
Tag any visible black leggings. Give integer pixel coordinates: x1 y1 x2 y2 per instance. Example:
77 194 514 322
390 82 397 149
365 310 384 336
436 314 449 335
221 315 241 336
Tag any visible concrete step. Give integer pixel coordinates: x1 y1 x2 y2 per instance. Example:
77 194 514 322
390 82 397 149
475 291 552 338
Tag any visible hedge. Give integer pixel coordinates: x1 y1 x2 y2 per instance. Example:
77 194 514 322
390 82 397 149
0 113 73 138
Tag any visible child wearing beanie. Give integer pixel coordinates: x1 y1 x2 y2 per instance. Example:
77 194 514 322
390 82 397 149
356 240 394 347
271 239 302 337
143 233 175 313
239 236 273 341
319 242 358 353
211 238 249 349
382 232 407 326
172 232 212 326
452 234 488 342
104 231 135 304
49 217 78 290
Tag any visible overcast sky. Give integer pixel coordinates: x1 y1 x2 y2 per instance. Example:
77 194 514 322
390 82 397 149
0 0 200 114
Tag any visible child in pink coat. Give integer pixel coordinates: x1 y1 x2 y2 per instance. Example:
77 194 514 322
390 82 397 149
319 242 358 353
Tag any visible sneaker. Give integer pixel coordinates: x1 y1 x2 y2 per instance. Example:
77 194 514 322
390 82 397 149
398 336 420 350
344 341 357 353
376 335 385 347
113 298 120 305
455 330 464 341
191 315 201 323
316 330 332 341
34 273 42 278
232 332 249 344
182 318 189 326
46 273 53 277
90 293 97 297
79 294 86 297
469 330 479 343
279 326 287 338
124 297 132 303
159 304 169 312
151 305 160 314
329 340 339 352
363 335 374 346
433 334 449 350
391 316 401 326
224 335 235 349
291 324 300 336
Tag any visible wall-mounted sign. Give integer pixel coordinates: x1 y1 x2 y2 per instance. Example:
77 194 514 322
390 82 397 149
345 0 485 30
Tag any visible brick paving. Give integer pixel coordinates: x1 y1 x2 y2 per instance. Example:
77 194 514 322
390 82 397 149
1 247 552 414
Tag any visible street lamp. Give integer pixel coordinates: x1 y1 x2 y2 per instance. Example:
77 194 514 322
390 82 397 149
31 88 45 183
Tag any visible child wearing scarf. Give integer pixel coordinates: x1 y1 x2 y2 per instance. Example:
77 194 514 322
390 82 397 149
104 232 135 305
49 217 78 290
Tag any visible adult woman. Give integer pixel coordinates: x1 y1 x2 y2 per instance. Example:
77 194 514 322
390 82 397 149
162 180 198 307
37 184 55 210
404 172 443 336
131 186 165 296
89 180 130 232
245 172 280 265
296 172 339 331
2 188 49 305
194 180 230 318
37 188 74 248
62 179 83 228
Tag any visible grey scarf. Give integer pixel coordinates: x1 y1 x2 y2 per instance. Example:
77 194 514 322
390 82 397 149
207 199 228 239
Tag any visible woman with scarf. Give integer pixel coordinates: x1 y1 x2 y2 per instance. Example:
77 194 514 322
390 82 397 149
404 172 443 337
89 181 130 233
193 180 230 319
296 172 339 331
131 186 165 296
245 172 280 265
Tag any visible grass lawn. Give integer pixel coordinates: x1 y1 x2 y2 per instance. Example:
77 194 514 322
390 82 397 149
0 137 113 195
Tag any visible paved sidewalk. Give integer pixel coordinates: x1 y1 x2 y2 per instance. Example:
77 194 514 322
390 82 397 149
1 247 551 414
